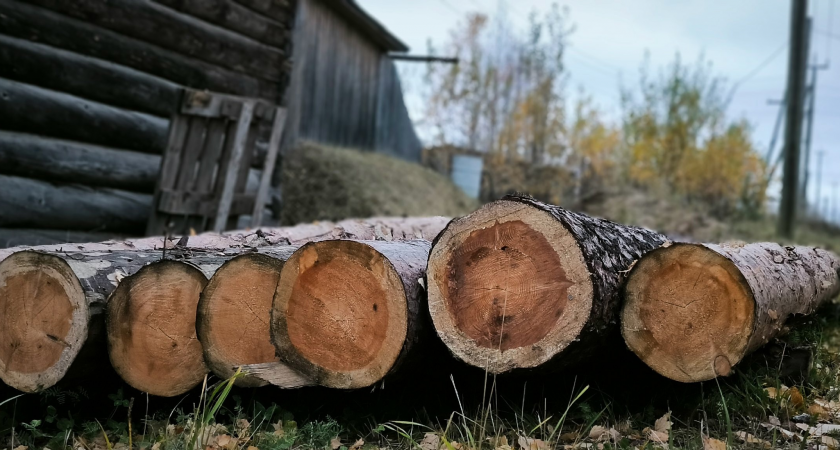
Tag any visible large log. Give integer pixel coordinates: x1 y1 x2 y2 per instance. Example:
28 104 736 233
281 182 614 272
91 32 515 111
0 217 447 392
266 239 431 389
426 195 668 373
0 0 278 100
621 242 840 383
0 78 168 154
231 0 292 22
153 0 289 48
26 0 287 82
0 132 160 192
0 34 179 118
0 175 151 233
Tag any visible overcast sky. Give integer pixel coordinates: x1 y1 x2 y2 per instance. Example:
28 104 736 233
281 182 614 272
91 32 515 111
356 0 840 221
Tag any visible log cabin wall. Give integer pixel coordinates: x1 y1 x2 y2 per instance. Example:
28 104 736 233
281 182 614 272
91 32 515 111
0 0 296 247
281 0 422 162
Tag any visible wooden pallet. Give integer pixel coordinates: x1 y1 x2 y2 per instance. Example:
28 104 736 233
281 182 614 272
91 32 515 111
146 89 285 235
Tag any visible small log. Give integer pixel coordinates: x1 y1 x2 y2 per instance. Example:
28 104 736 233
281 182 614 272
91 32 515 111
197 250 296 387
426 195 668 373
268 239 430 389
0 251 88 392
0 175 151 233
106 260 210 397
0 33 179 118
0 132 160 192
153 0 289 49
0 77 169 155
621 242 840 383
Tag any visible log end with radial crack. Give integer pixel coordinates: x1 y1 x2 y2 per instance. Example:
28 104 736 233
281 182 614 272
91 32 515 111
271 240 427 389
198 253 285 387
107 260 208 397
427 199 595 373
0 251 88 392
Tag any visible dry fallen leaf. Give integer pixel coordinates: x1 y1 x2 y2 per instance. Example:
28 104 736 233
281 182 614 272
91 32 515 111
788 387 806 410
810 403 831 421
823 435 840 449
734 431 771 449
518 435 547 450
559 431 578 443
419 433 440 450
349 438 364 450
151 443 161 450
654 412 671 435
608 428 621 443
589 426 608 442
330 437 342 450
702 436 726 450
644 427 669 444
246 447 259 450
14 446 29 450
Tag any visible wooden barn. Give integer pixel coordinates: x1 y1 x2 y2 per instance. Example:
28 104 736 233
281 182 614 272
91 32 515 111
0 0 422 247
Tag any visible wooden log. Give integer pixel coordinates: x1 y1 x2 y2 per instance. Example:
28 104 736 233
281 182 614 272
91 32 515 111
0 0 277 100
0 217 446 391
0 34 179 117
153 0 289 48
0 175 151 233
197 251 296 387
26 0 287 82
106 260 209 396
621 242 840 383
267 239 430 389
231 0 292 22
0 132 160 192
0 229 126 248
0 77 168 155
426 195 668 374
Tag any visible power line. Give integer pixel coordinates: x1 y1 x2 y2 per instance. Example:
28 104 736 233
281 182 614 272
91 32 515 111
816 29 840 41
731 42 788 90
437 0 462 16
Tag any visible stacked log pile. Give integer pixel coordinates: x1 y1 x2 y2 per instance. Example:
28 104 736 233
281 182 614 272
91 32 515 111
0 203 838 395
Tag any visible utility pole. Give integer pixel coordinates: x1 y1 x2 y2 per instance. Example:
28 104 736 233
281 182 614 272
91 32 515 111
798 58 830 215
778 0 810 237
834 182 839 224
815 149 824 218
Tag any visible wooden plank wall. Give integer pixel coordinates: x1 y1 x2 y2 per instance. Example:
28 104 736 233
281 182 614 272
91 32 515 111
0 0 295 247
281 0 421 161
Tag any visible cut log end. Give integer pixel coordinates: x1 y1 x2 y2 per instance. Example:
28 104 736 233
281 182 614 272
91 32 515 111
0 251 88 392
621 244 755 383
198 253 283 387
107 260 209 397
272 240 408 389
427 200 594 373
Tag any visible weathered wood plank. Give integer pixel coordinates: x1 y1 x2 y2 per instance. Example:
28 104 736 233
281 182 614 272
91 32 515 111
0 175 151 232
0 132 160 192
27 0 287 82
153 0 289 48
0 34 179 118
0 77 169 154
0 0 279 101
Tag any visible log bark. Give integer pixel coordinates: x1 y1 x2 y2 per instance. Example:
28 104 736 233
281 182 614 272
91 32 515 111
0 34 179 118
0 0 278 101
0 175 151 233
621 242 840 383
26 0 287 82
0 77 169 154
0 132 160 192
267 239 431 389
0 216 447 391
153 0 289 48
426 195 669 374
